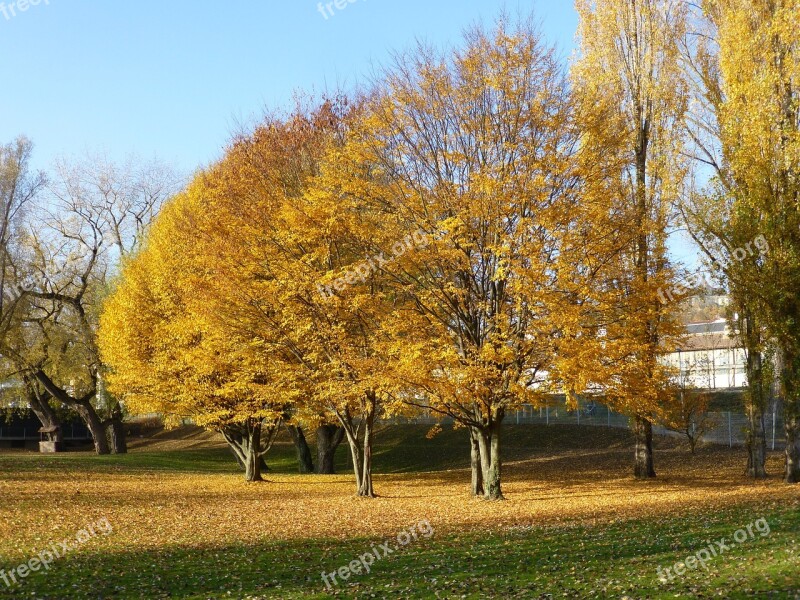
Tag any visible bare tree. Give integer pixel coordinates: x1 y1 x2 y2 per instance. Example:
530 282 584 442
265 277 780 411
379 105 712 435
5 150 181 454
0 137 45 342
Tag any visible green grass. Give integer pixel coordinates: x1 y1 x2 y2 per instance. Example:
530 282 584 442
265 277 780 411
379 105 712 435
0 425 797 599
0 502 796 599
3 423 638 477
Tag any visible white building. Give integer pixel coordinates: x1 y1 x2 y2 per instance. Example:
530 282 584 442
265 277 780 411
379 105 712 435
662 319 748 390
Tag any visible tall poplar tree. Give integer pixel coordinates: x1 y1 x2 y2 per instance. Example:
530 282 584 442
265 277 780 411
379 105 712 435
574 0 688 478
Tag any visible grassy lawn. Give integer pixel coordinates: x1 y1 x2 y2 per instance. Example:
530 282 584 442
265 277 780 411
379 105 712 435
0 425 797 599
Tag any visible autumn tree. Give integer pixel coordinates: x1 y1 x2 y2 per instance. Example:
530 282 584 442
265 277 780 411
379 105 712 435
3 153 181 455
689 0 800 483
574 0 688 478
0 137 51 437
0 137 44 336
677 0 775 479
99 187 284 481
100 99 381 487
189 97 393 496
311 19 628 500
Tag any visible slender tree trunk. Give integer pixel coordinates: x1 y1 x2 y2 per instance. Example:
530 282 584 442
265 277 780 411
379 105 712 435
780 351 800 483
743 316 767 478
359 406 375 497
345 434 363 490
784 412 799 484
633 414 656 479
335 393 377 497
469 427 484 497
287 425 314 473
316 424 344 474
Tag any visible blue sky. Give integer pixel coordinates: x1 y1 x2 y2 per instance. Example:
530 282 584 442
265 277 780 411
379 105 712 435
0 0 699 264
0 0 578 174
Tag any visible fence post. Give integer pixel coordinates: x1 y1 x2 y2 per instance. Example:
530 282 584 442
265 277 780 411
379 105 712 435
546 404 549 426
727 412 732 448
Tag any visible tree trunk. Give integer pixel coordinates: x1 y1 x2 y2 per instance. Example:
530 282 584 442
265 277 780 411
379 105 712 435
743 318 767 478
75 401 110 455
469 427 484 497
633 414 656 479
780 350 800 483
335 393 377 497
244 422 263 483
344 428 364 491
745 406 767 479
25 383 64 445
287 425 314 473
33 370 110 454
221 418 280 482
107 402 128 455
475 410 504 500
359 406 375 497
784 412 799 484
316 424 344 474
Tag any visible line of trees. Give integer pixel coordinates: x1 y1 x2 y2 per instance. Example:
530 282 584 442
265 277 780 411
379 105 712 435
680 0 800 482
4 1 797 496
98 12 688 499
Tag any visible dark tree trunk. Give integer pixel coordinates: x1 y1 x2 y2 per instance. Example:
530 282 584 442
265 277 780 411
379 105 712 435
315 424 344 474
25 383 63 445
107 402 128 455
780 350 800 484
742 314 767 478
469 427 484 497
287 425 314 473
785 412 799 484
76 401 110 455
633 414 656 479
745 406 768 479
476 410 504 500
244 422 263 482
33 370 110 455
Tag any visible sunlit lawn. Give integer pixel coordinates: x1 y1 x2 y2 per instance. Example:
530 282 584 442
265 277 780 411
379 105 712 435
0 425 797 599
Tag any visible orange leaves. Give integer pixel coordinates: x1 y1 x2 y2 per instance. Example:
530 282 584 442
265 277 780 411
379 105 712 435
101 12 694 447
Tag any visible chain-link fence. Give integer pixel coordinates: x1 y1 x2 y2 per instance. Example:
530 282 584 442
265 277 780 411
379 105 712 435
388 397 787 450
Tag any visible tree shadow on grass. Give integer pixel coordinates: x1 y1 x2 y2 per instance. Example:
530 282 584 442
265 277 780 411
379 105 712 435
2 504 797 600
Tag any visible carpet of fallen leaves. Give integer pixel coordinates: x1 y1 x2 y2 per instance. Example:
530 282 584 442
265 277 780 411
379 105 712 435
0 429 796 567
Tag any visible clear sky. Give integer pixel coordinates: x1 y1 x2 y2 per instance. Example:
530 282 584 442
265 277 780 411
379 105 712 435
1 0 578 174
0 0 700 265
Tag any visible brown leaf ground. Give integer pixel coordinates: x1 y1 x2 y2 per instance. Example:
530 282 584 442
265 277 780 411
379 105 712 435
0 424 796 565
